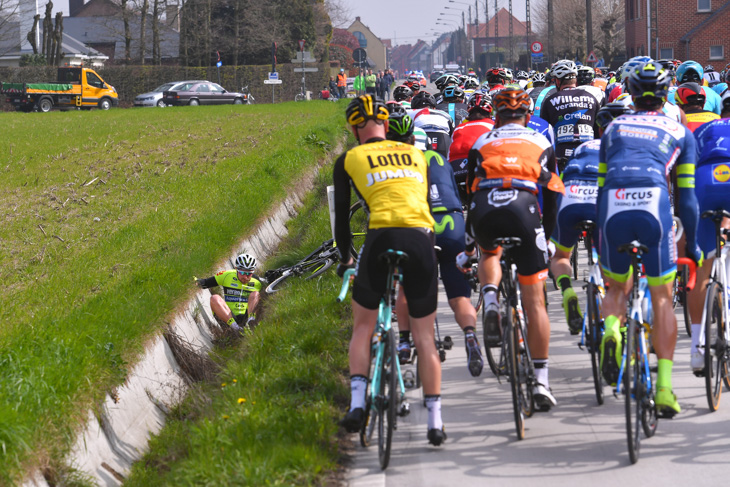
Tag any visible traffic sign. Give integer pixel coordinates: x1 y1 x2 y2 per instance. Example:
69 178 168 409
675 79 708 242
531 53 544 62
352 48 367 64
216 61 222 68
268 72 279 80
299 39 305 51
530 41 543 54
586 50 598 63
293 67 319 73
264 79 282 85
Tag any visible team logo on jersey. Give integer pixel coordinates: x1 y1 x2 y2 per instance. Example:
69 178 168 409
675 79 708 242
488 188 518 207
713 164 730 183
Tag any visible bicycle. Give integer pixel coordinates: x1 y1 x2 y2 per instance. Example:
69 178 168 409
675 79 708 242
615 240 695 464
240 85 255 104
264 238 338 293
576 220 606 405
697 209 730 411
337 250 411 470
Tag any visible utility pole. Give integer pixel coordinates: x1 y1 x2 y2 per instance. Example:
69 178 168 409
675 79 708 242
508 0 514 66
586 0 594 56
495 0 499 64
526 0 531 69
548 0 554 63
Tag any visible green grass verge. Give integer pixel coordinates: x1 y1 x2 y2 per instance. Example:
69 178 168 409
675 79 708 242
0 102 347 484
124 167 354 486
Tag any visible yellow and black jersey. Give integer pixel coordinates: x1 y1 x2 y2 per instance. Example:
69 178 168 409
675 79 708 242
333 137 434 261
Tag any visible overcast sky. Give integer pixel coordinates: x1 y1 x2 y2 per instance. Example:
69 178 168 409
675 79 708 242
338 0 528 46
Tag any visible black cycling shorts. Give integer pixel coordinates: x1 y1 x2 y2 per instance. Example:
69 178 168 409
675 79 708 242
353 227 438 318
424 132 452 161
469 188 550 283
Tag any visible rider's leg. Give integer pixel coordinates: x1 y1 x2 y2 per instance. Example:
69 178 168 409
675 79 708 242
410 311 444 434
395 289 412 361
551 246 583 334
600 275 632 385
650 281 682 414
210 295 237 327
478 249 503 345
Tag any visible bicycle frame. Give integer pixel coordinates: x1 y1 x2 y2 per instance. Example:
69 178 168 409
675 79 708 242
698 223 730 358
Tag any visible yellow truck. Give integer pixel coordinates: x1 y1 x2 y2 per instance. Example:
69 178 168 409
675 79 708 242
1 66 118 112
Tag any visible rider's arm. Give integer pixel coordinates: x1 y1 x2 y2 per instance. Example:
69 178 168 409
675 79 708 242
197 276 217 289
675 130 701 257
332 152 353 263
538 146 560 240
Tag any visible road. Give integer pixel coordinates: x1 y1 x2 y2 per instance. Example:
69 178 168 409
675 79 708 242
345 254 730 487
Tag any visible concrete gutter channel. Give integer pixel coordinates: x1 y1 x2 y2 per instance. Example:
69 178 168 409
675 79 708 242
21 161 331 487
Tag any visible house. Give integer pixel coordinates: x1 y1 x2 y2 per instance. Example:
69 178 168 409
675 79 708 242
407 40 431 73
469 8 532 70
390 44 412 78
430 34 451 69
625 0 729 67
347 16 387 71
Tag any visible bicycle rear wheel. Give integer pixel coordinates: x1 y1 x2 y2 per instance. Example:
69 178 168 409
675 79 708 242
506 314 525 440
377 328 398 469
516 318 535 417
586 282 605 405
704 282 727 411
265 258 334 293
679 266 691 336
625 319 642 464
470 280 483 312
571 245 579 280
348 200 368 260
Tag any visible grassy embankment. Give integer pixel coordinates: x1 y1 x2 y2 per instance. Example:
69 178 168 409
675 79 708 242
0 102 346 484
124 166 356 486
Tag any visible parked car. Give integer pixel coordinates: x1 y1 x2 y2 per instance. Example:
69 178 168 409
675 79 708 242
133 80 206 107
430 70 444 82
162 82 247 106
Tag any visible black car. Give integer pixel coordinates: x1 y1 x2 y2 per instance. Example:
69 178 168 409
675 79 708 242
162 82 247 106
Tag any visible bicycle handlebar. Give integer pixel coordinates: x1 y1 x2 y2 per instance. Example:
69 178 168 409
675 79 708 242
336 268 357 302
676 257 697 292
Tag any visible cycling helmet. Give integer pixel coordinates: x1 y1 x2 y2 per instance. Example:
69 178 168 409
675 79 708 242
458 74 469 86
346 94 389 126
551 60 578 80
503 68 514 81
492 87 531 116
235 253 257 271
386 113 415 142
385 100 407 115
621 56 654 81
393 85 414 102
515 70 529 80
410 81 421 93
486 68 507 85
705 64 715 72
674 82 706 106
410 91 437 109
435 74 458 91
627 61 672 101
722 90 730 113
463 77 480 90
467 92 492 113
576 65 595 85
676 60 704 83
532 72 547 86
595 101 633 129
442 85 465 102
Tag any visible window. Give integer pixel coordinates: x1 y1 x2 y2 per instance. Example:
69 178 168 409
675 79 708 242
698 0 711 11
86 71 104 88
352 31 367 48
210 83 225 93
659 47 674 59
195 84 210 92
710 45 724 59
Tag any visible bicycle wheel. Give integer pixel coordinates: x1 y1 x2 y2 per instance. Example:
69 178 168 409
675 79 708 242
625 318 642 464
506 313 525 440
295 92 306 102
348 200 368 260
679 266 691 336
484 308 506 377
571 245 579 280
704 282 727 411
586 282 605 405
264 258 334 293
470 272 483 312
377 328 398 470
360 341 378 448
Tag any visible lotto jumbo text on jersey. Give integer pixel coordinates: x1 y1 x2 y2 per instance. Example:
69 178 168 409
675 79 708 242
344 140 434 230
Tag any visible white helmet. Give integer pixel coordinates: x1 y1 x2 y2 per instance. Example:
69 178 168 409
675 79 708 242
234 253 257 271
551 60 578 80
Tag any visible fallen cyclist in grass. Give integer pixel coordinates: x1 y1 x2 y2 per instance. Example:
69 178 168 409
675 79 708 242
195 253 261 332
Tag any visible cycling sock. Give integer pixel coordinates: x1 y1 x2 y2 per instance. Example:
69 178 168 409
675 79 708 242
557 274 572 292
399 331 411 344
225 317 237 327
691 324 701 353
657 359 673 389
481 285 498 308
349 375 368 411
534 359 549 388
424 395 443 430
463 326 476 335
481 284 498 297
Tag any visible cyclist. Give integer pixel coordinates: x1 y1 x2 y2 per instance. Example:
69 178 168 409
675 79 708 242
448 92 494 203
387 100 427 151
674 61 723 114
686 92 730 373
541 60 602 171
195 253 260 331
531 71 555 118
411 91 454 160
549 102 633 334
597 61 703 416
576 65 606 103
333 95 446 446
436 85 469 126
466 88 565 410
703 64 721 88
386 112 482 377
674 82 721 132
393 84 414 109
485 67 508 95
515 70 530 89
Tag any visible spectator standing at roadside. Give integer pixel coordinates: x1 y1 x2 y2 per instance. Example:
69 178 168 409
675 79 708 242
329 77 339 98
384 70 394 100
337 68 347 98
376 71 384 99
366 69 377 95
354 71 365 95
380 71 391 101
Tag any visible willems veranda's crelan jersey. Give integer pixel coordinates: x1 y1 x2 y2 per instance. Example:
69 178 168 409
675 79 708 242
541 86 601 159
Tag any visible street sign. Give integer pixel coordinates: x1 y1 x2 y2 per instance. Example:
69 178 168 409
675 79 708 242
531 53 544 62
299 39 305 51
530 41 543 54
290 51 316 63
293 67 319 73
264 79 283 85
216 61 222 67
352 48 367 64
268 72 279 80
586 50 598 63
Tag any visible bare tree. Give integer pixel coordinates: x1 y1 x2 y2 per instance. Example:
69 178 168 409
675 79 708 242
52 11 63 65
0 0 20 56
152 0 160 63
325 0 352 28
138 0 148 63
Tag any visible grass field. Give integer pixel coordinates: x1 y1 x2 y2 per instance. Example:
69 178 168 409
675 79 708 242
0 102 346 484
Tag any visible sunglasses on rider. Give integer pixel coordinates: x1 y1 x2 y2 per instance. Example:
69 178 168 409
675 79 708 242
237 270 253 276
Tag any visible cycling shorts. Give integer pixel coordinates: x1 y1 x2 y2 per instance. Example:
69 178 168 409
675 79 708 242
469 188 550 284
354 227 438 318
551 180 598 252
696 163 730 258
425 132 452 161
448 158 470 204
597 186 676 286
434 211 471 300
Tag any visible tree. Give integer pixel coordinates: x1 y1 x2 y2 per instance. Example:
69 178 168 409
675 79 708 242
138 0 148 63
324 0 352 28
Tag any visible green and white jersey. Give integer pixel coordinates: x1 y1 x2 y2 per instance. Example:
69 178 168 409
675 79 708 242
414 126 428 151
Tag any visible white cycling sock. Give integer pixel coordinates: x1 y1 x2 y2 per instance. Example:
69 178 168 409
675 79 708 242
534 359 549 388
349 375 367 411
481 285 498 308
691 324 702 353
424 395 443 430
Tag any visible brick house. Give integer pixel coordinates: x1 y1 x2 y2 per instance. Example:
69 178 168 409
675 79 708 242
625 0 729 67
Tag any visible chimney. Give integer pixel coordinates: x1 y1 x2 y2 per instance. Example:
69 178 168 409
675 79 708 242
356 16 361 22
69 0 85 17
19 0 41 52
166 1 180 31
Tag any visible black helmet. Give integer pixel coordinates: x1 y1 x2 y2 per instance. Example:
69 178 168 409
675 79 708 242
345 95 389 126
596 101 633 129
627 61 672 101
411 91 437 109
442 85 465 102
393 85 414 102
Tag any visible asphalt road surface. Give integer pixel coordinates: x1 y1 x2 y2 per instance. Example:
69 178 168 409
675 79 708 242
344 252 730 487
